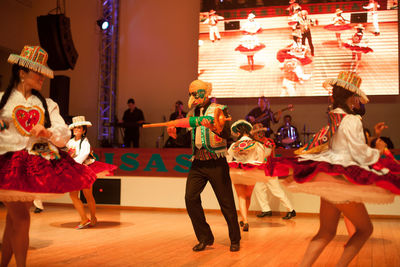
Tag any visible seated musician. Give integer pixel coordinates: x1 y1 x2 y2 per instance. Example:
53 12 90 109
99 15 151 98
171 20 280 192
276 114 301 149
245 97 281 138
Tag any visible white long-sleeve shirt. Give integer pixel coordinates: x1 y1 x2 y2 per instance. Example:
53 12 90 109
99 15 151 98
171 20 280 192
66 138 91 164
299 108 380 170
0 89 70 155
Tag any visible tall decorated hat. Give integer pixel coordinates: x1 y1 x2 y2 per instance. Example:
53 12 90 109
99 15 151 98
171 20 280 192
69 116 92 130
323 71 368 103
7 45 54 78
231 120 253 136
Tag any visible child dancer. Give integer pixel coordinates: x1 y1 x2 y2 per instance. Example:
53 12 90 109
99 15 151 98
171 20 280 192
227 120 275 231
0 45 96 266
67 116 116 229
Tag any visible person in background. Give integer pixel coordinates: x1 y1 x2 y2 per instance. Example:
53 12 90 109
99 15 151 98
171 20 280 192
276 114 301 148
363 0 380 35
250 123 296 220
122 98 145 148
296 10 315 56
203 10 224 42
246 97 281 138
67 116 117 229
164 100 190 148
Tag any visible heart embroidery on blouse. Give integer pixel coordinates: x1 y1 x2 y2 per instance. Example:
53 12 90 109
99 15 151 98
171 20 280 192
12 105 44 136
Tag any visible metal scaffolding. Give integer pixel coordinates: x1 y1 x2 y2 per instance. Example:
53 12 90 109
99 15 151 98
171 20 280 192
98 0 119 146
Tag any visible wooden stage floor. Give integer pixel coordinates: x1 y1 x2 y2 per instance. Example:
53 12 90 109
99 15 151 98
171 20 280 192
199 21 398 98
1 205 400 266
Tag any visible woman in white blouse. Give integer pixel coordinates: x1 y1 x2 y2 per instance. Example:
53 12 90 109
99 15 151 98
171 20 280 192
268 71 397 266
0 46 96 266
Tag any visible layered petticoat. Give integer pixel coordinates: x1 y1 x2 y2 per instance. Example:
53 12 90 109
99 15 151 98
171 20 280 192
229 162 272 185
0 150 97 201
266 156 400 204
88 161 117 178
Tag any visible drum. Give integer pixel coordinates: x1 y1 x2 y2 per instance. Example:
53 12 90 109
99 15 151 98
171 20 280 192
275 125 300 148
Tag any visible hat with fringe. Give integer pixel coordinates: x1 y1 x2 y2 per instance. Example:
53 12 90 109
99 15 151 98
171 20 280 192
69 116 92 130
323 71 369 104
8 45 54 78
231 120 253 136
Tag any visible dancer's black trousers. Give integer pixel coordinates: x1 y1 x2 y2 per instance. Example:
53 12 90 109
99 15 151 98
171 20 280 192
185 157 241 244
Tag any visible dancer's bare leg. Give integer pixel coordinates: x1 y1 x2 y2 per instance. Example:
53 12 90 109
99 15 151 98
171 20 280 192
1 212 14 267
335 202 373 267
82 187 97 225
343 216 356 237
300 198 341 267
2 201 32 267
69 191 89 224
234 184 248 223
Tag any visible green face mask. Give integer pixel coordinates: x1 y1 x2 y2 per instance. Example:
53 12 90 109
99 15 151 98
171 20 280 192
189 89 206 100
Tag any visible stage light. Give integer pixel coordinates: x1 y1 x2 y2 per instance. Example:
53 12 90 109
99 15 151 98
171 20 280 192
97 18 109 30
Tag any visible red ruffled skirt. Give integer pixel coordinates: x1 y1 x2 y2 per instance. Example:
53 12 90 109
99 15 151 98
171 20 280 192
324 24 352 31
235 44 266 56
276 49 312 65
343 43 373 53
88 161 117 177
229 162 273 185
266 156 400 204
0 150 97 201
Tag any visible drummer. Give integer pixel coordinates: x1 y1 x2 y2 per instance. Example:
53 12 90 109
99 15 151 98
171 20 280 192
276 115 301 148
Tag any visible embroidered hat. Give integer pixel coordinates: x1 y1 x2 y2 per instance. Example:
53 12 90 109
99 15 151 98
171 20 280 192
69 116 92 130
250 123 268 134
231 120 253 136
323 71 369 104
335 8 343 14
7 45 54 78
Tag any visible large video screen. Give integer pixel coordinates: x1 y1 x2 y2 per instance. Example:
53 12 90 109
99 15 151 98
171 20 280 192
198 3 398 98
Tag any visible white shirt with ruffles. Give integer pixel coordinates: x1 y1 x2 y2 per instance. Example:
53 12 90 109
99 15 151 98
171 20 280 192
66 138 91 164
298 108 380 170
0 89 70 155
226 135 271 165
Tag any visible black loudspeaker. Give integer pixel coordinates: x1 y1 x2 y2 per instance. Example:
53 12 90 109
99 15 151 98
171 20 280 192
80 179 121 205
224 21 240 30
37 14 78 70
350 12 368 23
50 75 70 119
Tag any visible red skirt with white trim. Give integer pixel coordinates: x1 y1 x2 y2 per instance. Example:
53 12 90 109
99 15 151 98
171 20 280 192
266 156 400 204
0 150 97 201
324 24 352 31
